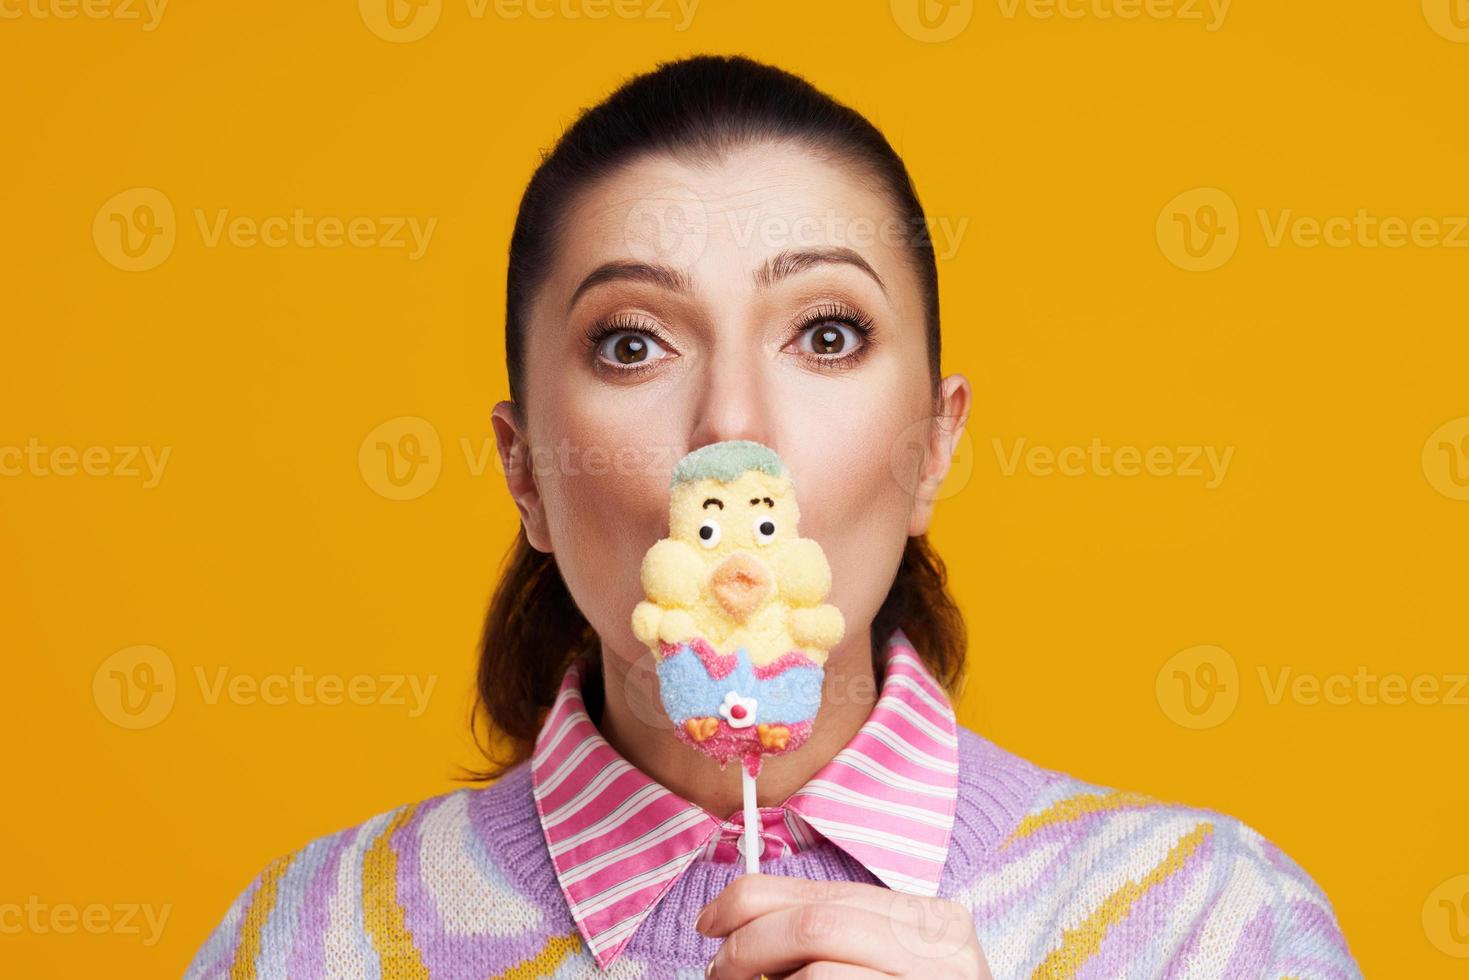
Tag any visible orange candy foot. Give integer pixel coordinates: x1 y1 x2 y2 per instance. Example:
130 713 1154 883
756 724 790 750
685 717 718 742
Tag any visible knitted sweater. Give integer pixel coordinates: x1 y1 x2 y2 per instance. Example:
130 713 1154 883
185 725 1360 978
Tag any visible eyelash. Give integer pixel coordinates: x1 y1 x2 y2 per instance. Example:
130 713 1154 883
582 302 876 376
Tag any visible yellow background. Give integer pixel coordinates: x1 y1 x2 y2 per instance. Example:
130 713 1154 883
3 0 1467 975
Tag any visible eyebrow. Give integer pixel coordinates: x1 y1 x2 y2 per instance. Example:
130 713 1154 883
566 261 694 313
754 247 887 295
565 246 886 313
702 498 723 510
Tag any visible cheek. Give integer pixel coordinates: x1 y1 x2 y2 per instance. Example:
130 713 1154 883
531 409 673 659
782 382 928 632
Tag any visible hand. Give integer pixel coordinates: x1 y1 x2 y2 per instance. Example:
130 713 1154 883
696 875 992 979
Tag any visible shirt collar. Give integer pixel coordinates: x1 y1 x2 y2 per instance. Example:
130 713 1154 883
530 628 960 969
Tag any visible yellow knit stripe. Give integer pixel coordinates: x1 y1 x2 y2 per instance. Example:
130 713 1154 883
488 931 584 979
363 803 431 978
1031 822 1213 979
1005 790 1155 848
229 852 296 980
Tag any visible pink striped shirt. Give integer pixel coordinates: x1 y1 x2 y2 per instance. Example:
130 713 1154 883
530 628 960 969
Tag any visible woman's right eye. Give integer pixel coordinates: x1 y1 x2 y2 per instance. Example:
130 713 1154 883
595 330 672 368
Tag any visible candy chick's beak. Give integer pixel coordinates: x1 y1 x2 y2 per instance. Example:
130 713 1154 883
710 551 773 622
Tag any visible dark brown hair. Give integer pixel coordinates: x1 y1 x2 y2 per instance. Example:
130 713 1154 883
472 54 967 780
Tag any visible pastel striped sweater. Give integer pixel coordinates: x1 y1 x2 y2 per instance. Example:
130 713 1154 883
185 726 1360 978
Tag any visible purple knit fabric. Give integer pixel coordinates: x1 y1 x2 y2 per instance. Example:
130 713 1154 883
184 726 1362 978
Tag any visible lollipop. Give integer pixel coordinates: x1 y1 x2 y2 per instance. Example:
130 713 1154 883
631 440 844 870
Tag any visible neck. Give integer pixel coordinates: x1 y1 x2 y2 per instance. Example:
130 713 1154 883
595 632 881 819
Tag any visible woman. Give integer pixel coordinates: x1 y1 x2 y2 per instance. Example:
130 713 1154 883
186 56 1360 979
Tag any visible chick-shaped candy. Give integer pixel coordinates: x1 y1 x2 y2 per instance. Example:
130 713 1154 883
632 440 844 777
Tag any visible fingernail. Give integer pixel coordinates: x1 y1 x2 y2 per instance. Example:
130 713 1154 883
704 959 715 979
694 906 710 935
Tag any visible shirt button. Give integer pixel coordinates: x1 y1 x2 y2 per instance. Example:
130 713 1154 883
736 832 766 860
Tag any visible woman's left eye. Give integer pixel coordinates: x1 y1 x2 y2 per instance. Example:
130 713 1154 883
805 321 857 357
791 320 867 358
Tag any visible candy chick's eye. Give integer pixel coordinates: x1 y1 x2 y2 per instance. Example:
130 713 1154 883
698 519 722 549
753 517 776 544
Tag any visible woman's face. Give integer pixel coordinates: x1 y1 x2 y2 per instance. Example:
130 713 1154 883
493 140 969 669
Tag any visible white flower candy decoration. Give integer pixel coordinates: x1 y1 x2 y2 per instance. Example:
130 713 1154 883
719 690 757 729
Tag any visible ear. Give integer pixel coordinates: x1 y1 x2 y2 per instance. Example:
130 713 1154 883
491 400 553 553
907 374 972 537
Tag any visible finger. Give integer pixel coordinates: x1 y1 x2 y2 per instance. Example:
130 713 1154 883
707 904 906 979
697 874 945 939
781 964 890 980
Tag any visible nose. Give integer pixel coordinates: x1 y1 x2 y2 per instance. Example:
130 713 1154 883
710 552 773 622
684 331 778 454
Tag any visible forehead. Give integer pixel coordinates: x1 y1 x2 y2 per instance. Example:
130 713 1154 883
538 140 919 311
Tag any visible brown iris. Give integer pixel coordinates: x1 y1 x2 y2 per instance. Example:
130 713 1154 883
612 334 648 363
811 325 845 354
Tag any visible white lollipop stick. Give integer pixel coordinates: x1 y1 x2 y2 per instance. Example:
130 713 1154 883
741 767 760 874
